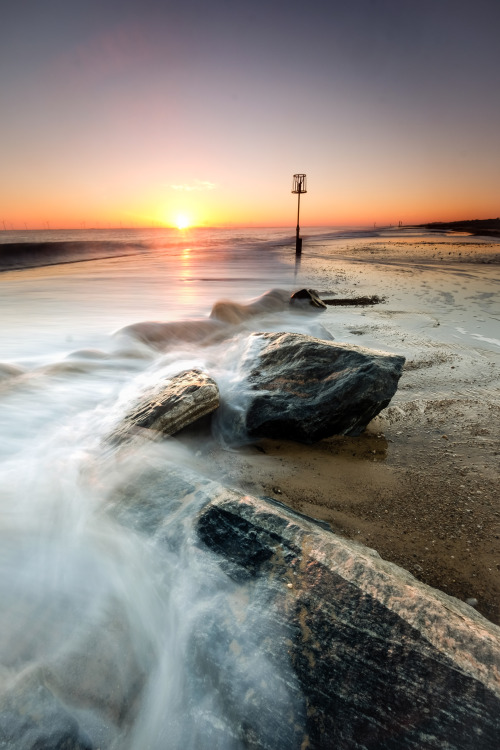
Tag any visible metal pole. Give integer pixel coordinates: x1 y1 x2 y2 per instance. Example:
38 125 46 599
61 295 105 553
295 190 302 258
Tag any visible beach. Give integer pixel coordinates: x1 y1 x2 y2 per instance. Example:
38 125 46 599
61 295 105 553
1 229 498 632
197 231 500 624
1 226 500 746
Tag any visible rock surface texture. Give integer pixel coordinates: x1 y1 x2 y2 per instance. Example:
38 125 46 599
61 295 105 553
290 288 328 310
4 460 498 749
240 332 405 442
196 490 500 750
0 673 93 750
110 368 220 443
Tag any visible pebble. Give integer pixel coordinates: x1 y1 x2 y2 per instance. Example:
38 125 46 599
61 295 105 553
465 598 478 608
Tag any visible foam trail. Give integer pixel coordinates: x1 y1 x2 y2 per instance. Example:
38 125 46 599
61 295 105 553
0 275 335 747
0 224 354 746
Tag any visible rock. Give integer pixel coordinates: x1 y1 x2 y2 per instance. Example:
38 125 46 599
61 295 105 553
236 332 405 443
115 318 228 351
322 294 385 306
209 288 290 325
110 369 219 443
105 462 309 748
0 671 93 750
100 459 500 748
0 363 25 380
290 288 327 310
116 289 326 349
196 491 500 750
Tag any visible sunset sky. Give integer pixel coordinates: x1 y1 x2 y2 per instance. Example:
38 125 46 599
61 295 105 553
1 0 499 229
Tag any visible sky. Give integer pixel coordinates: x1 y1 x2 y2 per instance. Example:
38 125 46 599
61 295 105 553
1 0 499 229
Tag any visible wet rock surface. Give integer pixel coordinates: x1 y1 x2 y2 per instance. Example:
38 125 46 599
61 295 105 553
196 491 500 750
239 332 405 443
110 368 220 443
209 288 291 324
0 673 93 750
290 288 328 310
116 289 330 351
116 318 228 350
3 457 499 750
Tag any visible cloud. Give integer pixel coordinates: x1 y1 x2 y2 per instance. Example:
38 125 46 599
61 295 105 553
170 180 216 192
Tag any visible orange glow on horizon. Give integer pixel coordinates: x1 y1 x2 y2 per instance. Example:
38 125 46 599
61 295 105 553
1 159 498 232
174 213 191 230
1 187 498 232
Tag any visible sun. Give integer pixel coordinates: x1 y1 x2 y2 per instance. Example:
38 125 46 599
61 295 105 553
175 213 191 230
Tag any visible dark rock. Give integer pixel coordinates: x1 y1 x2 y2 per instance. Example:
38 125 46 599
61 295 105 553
87 458 500 748
290 288 327 310
109 368 219 443
323 294 385 306
196 491 500 750
240 332 405 442
197 506 288 580
105 461 308 748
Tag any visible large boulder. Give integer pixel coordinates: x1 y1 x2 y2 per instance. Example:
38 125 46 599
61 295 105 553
196 491 500 750
109 368 219 443
231 331 405 443
88 458 500 748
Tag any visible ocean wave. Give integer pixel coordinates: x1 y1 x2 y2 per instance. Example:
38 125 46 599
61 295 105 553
0 240 149 272
0 226 388 273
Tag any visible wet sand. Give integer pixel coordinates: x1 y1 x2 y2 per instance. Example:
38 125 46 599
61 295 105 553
200 232 500 625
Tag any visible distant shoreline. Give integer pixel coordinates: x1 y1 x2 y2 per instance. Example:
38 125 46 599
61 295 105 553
420 218 500 238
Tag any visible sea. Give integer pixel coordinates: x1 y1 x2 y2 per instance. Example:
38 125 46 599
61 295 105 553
0 225 377 749
0 226 380 358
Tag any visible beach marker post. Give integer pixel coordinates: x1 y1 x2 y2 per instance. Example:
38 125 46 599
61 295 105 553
292 173 307 260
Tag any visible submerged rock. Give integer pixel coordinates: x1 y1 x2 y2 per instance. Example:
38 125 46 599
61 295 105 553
0 363 25 381
110 368 220 443
116 289 330 350
196 491 500 750
0 672 93 750
115 318 228 351
209 288 290 325
210 288 330 325
235 331 405 443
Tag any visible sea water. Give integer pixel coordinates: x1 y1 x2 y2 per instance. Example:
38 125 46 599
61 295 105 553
0 226 366 749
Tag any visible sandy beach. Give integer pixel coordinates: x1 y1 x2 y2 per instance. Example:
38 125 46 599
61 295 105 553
1 227 499 747
198 231 500 625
